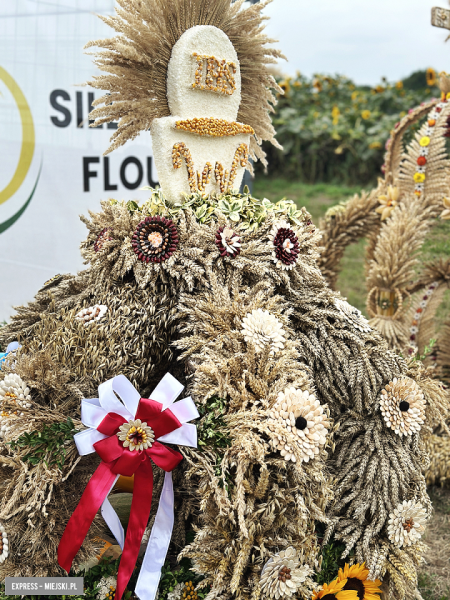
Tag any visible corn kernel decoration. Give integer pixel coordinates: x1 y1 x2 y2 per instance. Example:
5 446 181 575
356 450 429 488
192 53 237 95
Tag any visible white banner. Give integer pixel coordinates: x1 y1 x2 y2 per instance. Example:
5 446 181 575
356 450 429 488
0 1 159 321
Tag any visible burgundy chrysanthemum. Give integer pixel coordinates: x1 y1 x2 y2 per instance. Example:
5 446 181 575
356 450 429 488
215 226 241 258
269 221 299 270
132 216 178 263
94 227 113 252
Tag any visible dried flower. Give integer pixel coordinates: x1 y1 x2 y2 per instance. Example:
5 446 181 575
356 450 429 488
269 220 299 270
334 298 371 333
132 216 178 263
118 419 155 451
387 500 427 548
167 583 184 600
336 563 382 600
242 309 286 354
376 185 399 220
75 305 108 326
379 377 426 436
215 226 241 258
94 227 113 252
268 387 330 463
440 197 450 220
260 547 311 599
0 524 9 564
96 575 116 600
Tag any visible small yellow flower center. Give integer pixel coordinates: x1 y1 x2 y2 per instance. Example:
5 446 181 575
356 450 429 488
126 426 147 446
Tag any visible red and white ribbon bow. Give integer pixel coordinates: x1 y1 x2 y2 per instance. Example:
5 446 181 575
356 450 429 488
58 373 199 600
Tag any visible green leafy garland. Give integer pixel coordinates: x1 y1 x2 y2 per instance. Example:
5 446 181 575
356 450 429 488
115 187 308 232
8 418 78 469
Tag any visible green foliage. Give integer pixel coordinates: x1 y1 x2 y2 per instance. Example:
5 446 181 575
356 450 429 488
119 187 308 232
261 72 439 185
197 396 230 450
414 338 437 362
9 418 78 469
418 573 450 600
197 397 232 488
316 539 355 586
157 559 208 600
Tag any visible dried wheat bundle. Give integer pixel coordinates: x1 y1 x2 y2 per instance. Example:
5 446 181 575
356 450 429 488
85 0 284 165
318 187 382 290
174 282 332 600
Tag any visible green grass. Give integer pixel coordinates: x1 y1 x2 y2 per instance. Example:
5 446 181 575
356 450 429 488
253 175 450 317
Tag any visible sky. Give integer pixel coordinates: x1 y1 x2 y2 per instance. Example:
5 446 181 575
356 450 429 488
262 0 450 85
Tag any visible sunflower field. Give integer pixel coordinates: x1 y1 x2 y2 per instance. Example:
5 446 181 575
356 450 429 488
261 69 441 185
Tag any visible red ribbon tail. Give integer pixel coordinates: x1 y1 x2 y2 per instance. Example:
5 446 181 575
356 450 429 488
58 462 117 573
115 458 154 600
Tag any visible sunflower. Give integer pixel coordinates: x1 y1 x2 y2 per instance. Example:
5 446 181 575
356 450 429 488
337 564 382 600
312 578 358 600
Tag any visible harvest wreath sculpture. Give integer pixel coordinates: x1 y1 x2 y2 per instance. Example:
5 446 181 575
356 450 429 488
0 2 447 600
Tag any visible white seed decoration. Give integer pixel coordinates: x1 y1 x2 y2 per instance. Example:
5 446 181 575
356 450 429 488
387 499 427 548
260 547 311 599
75 304 108 326
241 309 286 354
268 387 330 463
379 377 426 436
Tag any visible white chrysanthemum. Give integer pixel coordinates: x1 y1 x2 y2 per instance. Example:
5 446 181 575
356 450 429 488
334 298 371 333
268 387 330 463
97 575 116 599
167 583 184 600
75 304 108 326
0 523 9 564
260 547 311 599
242 309 286 354
118 419 155 451
387 500 427 548
0 374 32 438
379 377 426 436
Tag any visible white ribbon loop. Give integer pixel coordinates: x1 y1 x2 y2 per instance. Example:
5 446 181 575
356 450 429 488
101 475 125 550
74 427 107 456
98 378 134 420
158 423 197 448
81 398 107 429
150 373 184 409
169 396 200 423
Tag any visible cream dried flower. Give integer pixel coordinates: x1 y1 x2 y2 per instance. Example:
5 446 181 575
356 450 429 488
334 298 371 333
96 574 116 599
387 500 427 548
75 304 108 326
167 583 184 600
376 185 399 220
118 418 155 451
268 387 330 463
242 309 286 354
260 547 311 599
379 377 426 436
440 197 450 220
